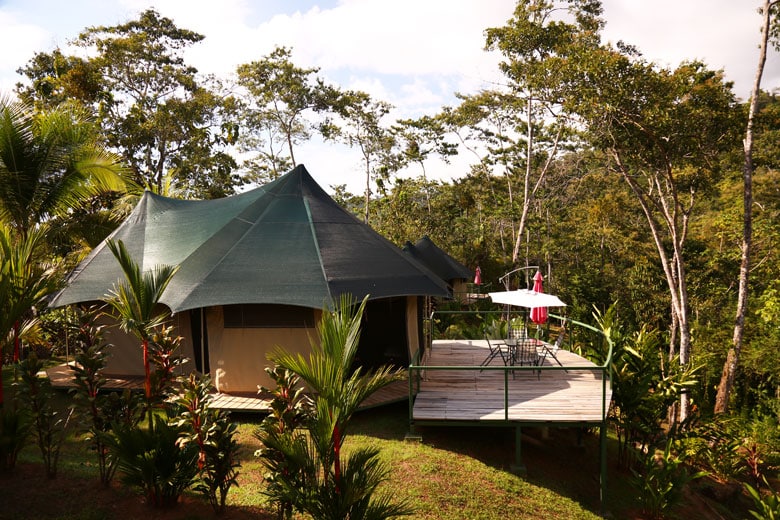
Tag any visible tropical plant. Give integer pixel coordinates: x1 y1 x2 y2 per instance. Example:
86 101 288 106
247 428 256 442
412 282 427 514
0 96 125 239
255 366 312 519
595 304 699 466
746 479 780 520
102 238 178 418
687 412 780 486
15 353 74 478
263 294 412 519
69 305 123 485
147 325 188 403
111 413 198 508
0 224 60 406
0 402 30 472
173 373 241 515
686 416 744 482
482 318 508 340
631 440 707 519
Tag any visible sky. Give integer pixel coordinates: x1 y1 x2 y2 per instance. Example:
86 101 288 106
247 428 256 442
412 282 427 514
1 0 778 193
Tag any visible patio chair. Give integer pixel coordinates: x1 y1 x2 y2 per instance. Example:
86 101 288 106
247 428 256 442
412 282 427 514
514 341 540 366
538 321 567 370
480 335 508 368
516 339 543 378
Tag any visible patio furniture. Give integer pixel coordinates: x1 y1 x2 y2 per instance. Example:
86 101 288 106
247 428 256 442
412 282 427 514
537 322 567 370
480 335 509 367
504 337 541 380
514 340 540 367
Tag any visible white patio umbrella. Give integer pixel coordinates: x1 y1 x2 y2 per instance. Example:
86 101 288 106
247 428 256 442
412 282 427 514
488 289 567 309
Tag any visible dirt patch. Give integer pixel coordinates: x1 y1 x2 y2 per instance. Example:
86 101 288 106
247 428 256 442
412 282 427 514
0 463 274 520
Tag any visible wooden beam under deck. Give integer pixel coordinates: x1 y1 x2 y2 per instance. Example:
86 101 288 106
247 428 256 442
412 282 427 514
412 339 612 425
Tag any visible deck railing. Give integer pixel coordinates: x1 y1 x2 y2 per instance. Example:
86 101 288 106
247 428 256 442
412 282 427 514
409 310 614 426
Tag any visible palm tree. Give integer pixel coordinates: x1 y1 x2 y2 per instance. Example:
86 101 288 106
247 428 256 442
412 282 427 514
0 96 125 240
102 239 178 410
268 295 411 519
0 97 123 406
0 224 60 406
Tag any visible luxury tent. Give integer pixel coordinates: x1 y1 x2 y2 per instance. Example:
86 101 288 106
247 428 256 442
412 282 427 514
50 165 449 392
402 236 472 299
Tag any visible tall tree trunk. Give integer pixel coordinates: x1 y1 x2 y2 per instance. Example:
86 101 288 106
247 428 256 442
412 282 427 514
614 153 693 421
512 95 534 264
511 96 562 264
714 0 776 414
363 154 371 224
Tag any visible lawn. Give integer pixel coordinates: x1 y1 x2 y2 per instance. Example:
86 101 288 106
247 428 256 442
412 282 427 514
0 366 751 519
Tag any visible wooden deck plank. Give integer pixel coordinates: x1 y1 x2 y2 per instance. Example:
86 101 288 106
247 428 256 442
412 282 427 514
412 339 611 425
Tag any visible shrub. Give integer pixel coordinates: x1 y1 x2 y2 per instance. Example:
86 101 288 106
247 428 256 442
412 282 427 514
173 373 241 515
255 366 312 519
687 413 780 486
69 305 123 485
261 295 412 519
631 440 707 519
745 479 780 520
16 353 73 478
112 414 198 508
0 402 30 472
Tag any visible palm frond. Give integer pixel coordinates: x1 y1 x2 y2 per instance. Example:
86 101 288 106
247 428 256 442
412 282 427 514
0 98 126 235
0 223 60 347
102 238 178 338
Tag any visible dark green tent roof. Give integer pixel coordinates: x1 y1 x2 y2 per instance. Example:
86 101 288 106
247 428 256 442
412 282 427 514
403 236 473 284
50 165 449 312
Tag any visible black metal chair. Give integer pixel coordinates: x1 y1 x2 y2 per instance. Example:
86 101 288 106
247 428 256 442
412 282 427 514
538 321 567 371
481 335 509 367
513 340 542 380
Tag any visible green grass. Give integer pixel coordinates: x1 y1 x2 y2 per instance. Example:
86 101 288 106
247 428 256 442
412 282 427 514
347 403 605 519
1 364 725 519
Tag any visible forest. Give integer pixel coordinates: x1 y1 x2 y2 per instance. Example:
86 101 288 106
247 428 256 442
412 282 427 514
1 0 780 518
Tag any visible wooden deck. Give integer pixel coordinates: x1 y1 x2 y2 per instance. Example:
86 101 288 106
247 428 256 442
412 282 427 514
45 363 409 413
45 362 146 391
207 380 409 412
411 339 611 425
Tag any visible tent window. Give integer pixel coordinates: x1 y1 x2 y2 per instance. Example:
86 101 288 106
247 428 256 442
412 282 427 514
223 304 314 328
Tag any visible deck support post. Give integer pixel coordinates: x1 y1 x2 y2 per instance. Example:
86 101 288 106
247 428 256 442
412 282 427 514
510 425 526 475
599 419 607 514
404 431 422 442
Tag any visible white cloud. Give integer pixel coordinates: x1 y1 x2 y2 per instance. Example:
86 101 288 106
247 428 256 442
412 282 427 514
600 0 777 98
0 11 52 93
122 0 511 106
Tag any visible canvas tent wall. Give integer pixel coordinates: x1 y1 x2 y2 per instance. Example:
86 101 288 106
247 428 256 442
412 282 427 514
50 165 448 392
